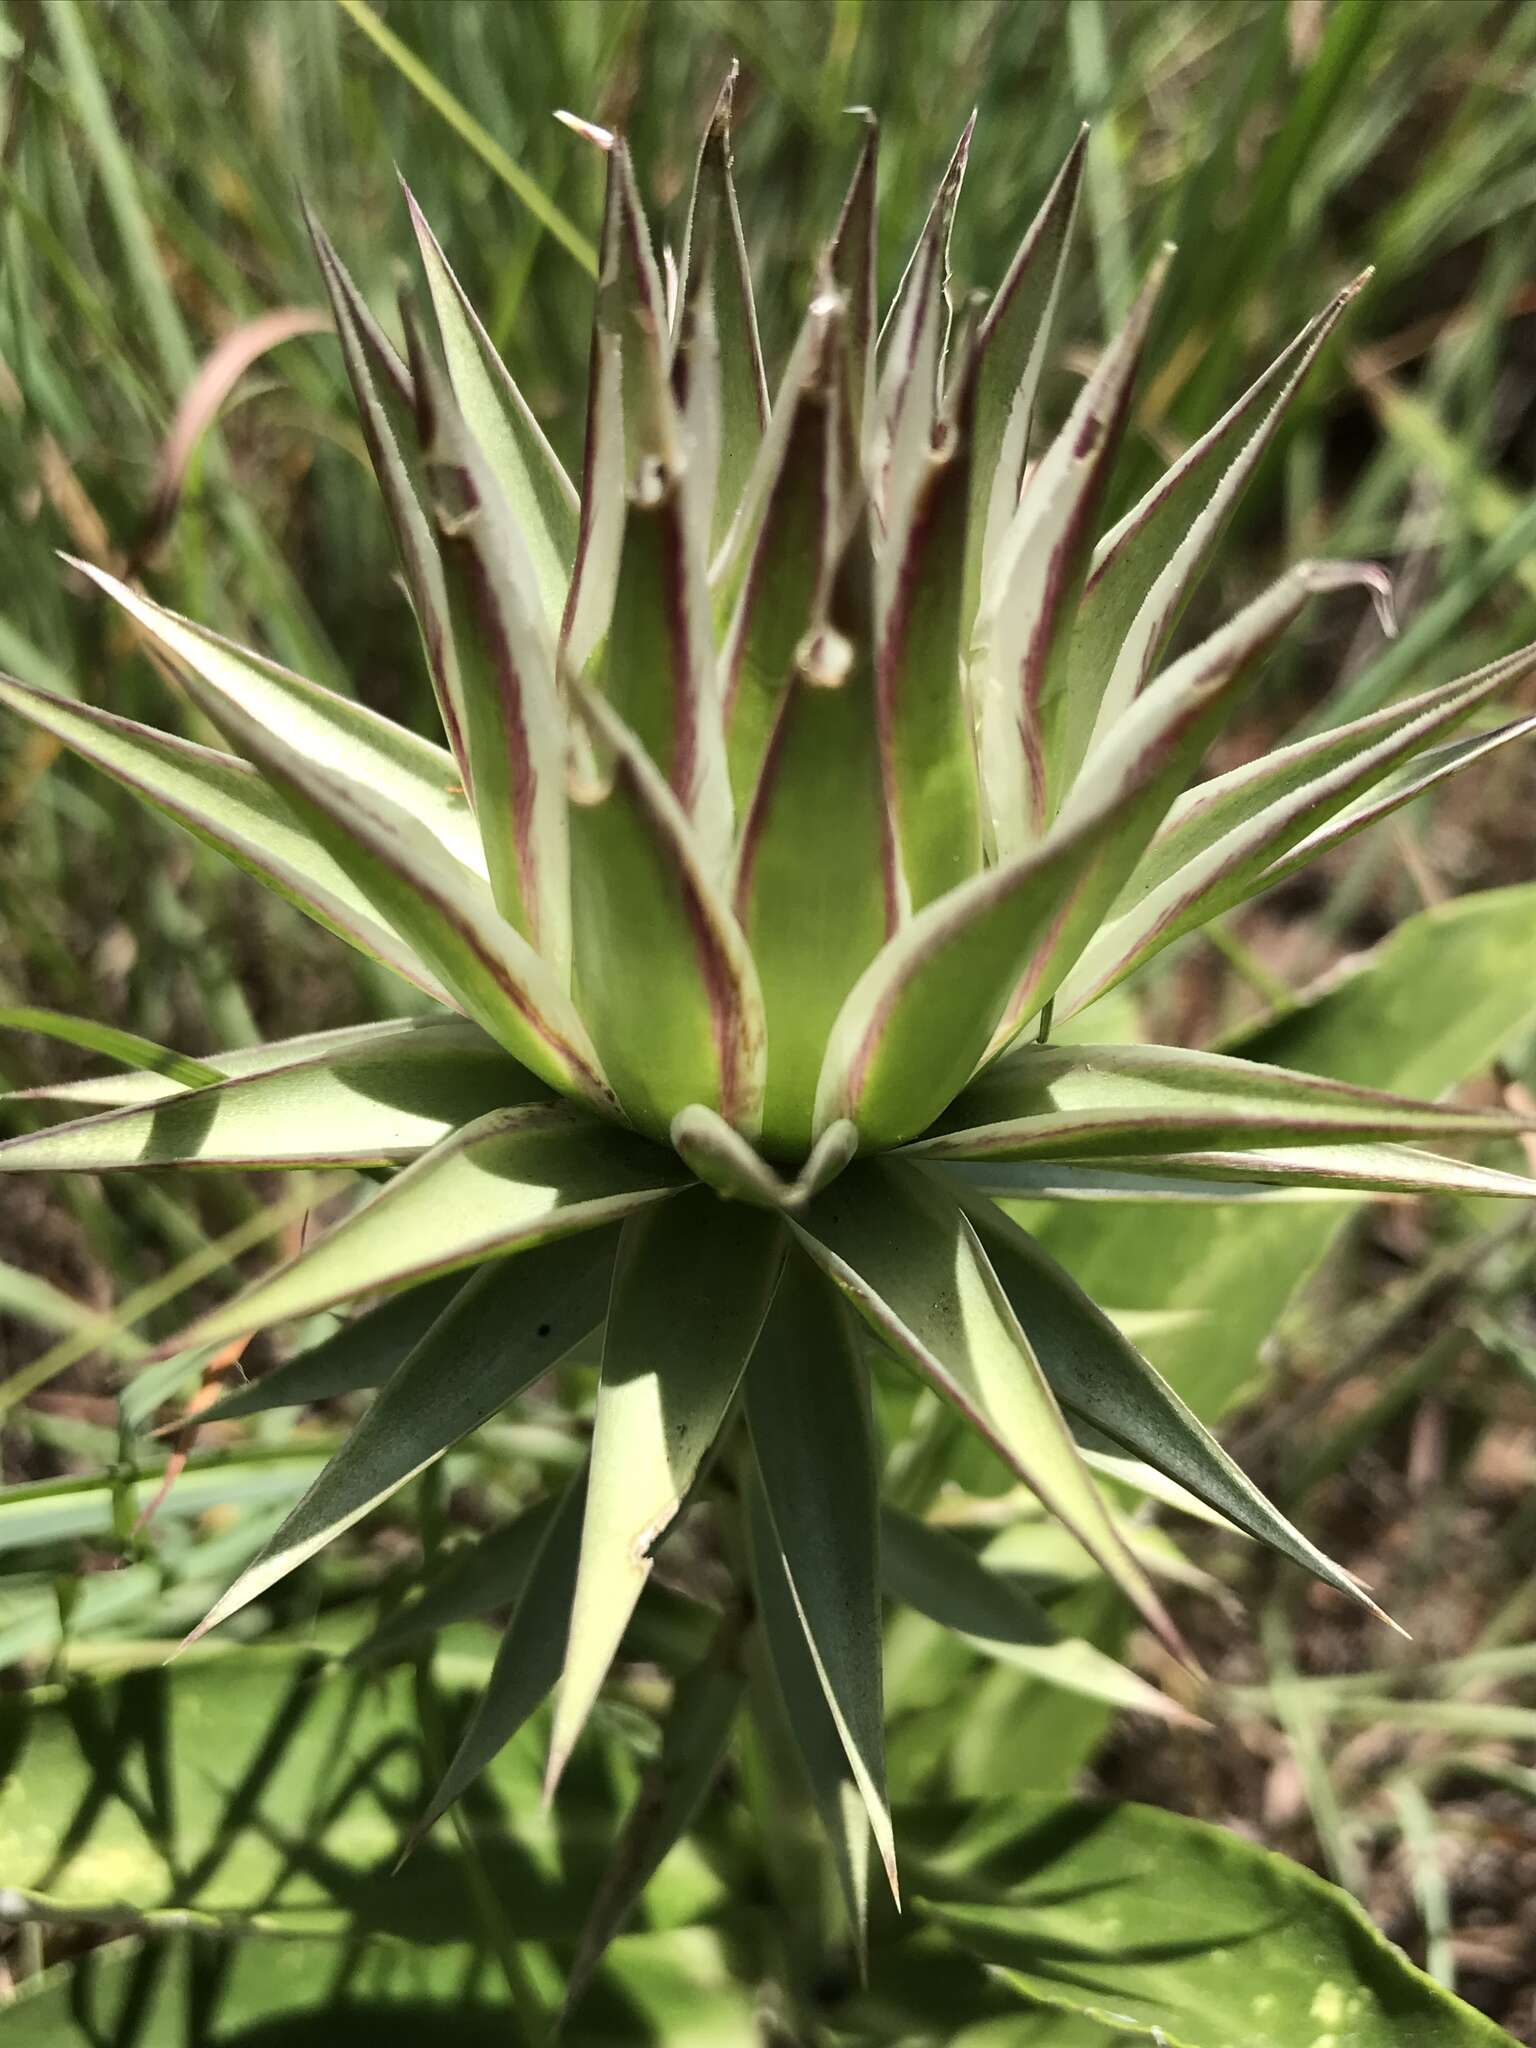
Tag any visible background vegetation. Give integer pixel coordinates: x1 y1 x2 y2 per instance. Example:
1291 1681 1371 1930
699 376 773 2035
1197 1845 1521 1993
2 0 1536 2038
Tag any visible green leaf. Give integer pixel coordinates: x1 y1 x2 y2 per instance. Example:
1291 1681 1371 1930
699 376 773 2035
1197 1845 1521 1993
877 315 985 913
407 1468 587 1844
183 1230 615 1647
0 1449 325 1557
734 507 898 1155
963 128 1086 639
1060 641 1536 1016
195 1270 470 1424
745 1467 871 1963
305 204 470 774
915 1039 1534 1162
547 1192 783 1792
405 181 578 638
563 1619 744 2021
791 1162 1184 1661
880 1503 1195 1724
960 1193 1389 1621
71 559 481 870
676 64 767 550
0 1016 544 1172
975 248 1170 850
1069 1142 1536 1199
0 675 448 1003
720 292 853 809
164 1110 679 1355
404 299 572 978
0 1004 219 1087
568 683 765 1141
826 111 878 467
1070 274 1368 761
75 565 606 1100
746 1251 894 1897
563 138 671 673
908 1793 1509 2047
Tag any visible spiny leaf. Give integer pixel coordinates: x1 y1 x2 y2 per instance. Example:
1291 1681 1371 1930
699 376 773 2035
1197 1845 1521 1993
880 1503 1197 1724
0 676 448 1004
876 307 985 913
404 1470 587 1848
826 111 878 468
746 1251 894 1901
1079 1141 1536 1200
676 64 767 550
181 1236 614 1649
304 204 469 775
568 682 765 1141
961 1195 1394 1625
81 569 606 1103
193 1272 469 1426
1058 641 1536 1017
963 127 1086 637
745 1469 871 1965
546 1192 782 1795
914 1041 1536 1163
403 179 577 635
1072 272 1370 761
69 560 482 871
0 1018 544 1172
791 1161 1187 1663
404 299 572 980
975 247 1171 850
161 1109 682 1356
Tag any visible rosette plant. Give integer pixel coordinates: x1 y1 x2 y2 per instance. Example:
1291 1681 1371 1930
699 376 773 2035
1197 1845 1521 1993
4 74 1536 1969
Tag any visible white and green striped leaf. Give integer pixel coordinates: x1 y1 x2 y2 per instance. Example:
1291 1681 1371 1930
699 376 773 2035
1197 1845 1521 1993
70 560 482 871
182 1239 609 1649
914 1041 1535 1164
0 1017 541 1173
1073 273 1369 759
404 180 577 636
975 248 1170 853
746 1252 894 1898
163 1106 683 1355
546 1192 783 1793
964 126 1086 638
1059 642 1536 1016
305 206 469 775
791 1161 1185 1661
405 304 572 980
0 676 447 1003
1079 1141 1536 1200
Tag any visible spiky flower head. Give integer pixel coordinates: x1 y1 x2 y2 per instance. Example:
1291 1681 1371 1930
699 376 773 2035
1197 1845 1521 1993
5 72 1536 1949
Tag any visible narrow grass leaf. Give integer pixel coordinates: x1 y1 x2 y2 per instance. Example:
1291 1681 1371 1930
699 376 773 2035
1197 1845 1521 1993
0 1007 218 1088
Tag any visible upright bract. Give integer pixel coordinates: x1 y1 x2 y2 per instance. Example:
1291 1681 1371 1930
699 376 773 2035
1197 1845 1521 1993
5 79 1536 1974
